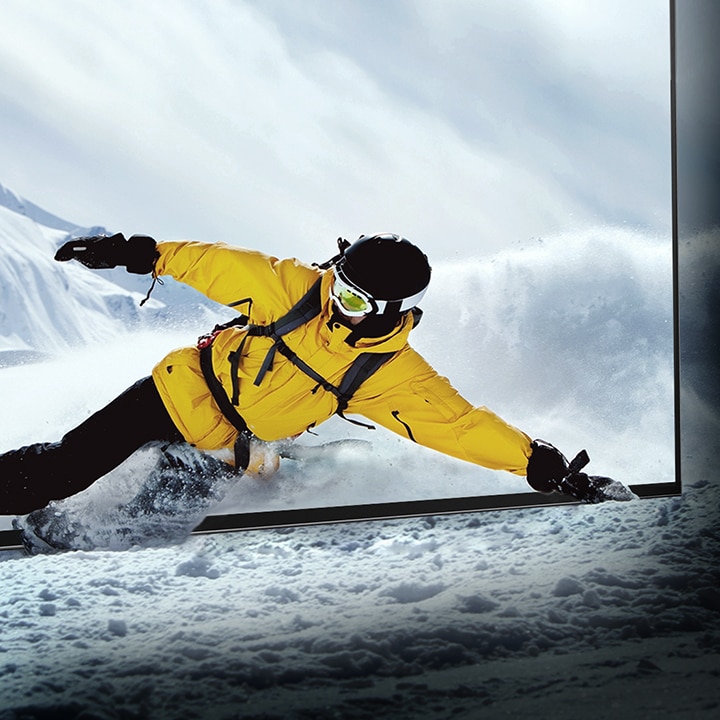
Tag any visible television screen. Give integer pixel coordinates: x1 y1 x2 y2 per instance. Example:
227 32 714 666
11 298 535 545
0 0 677 550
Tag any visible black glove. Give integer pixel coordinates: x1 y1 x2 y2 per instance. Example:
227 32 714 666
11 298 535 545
556 471 630 504
527 439 635 503
526 439 569 493
54 233 158 274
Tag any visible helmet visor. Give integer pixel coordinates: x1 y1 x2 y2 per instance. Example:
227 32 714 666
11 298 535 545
331 271 374 316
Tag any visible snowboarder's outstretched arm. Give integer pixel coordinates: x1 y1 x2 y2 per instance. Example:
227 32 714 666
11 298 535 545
346 350 532 475
349 349 635 503
55 234 319 317
151 240 319 313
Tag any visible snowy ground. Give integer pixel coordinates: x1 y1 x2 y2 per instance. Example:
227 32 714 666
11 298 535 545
0 385 717 719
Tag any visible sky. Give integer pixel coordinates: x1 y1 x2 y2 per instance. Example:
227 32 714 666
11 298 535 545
0 0 673 261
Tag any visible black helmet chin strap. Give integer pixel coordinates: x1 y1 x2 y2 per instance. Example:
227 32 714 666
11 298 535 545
314 237 351 270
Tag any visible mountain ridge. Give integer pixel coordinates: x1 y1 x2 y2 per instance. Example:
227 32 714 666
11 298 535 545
0 182 105 237
0 185 228 360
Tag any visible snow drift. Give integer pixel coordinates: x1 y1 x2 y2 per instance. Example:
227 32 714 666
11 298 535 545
0 440 717 719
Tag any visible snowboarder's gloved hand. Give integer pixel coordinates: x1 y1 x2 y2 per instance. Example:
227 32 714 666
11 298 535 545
527 439 635 503
557 471 613 504
526 439 569 493
526 439 594 500
54 233 158 274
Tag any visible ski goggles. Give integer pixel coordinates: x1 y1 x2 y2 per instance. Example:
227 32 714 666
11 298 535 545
331 267 428 316
331 270 375 316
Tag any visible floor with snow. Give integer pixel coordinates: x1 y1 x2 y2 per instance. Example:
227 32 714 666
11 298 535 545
0 388 718 719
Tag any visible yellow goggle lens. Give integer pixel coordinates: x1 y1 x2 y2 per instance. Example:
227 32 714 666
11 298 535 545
332 275 372 315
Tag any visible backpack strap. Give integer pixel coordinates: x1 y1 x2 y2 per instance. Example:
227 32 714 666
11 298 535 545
199 344 253 471
247 277 324 386
244 276 401 426
249 277 323 338
333 351 396 428
336 352 395 416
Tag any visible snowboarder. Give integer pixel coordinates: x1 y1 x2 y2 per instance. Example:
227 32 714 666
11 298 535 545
0 232 632 521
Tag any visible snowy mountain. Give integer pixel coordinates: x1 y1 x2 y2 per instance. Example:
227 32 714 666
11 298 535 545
0 183 98 234
0 184 231 362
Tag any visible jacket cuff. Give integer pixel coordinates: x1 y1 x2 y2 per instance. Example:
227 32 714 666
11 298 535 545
126 235 158 274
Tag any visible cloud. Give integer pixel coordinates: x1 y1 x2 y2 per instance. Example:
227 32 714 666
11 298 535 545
0 0 673 260
252 0 673 234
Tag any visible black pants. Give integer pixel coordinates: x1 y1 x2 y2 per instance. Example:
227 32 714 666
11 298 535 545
0 376 183 515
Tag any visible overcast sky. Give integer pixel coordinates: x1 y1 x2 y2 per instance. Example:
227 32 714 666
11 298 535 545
0 0 672 260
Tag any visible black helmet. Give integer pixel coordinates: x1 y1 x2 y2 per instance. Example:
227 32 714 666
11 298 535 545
332 233 431 316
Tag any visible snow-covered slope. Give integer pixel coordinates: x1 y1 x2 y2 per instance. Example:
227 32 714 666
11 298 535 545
0 186 230 359
0 182 97 234
0 417 717 719
0 203 149 355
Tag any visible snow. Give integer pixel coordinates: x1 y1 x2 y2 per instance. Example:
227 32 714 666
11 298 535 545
0 413 717 718
0 182 89 234
1 191 716 718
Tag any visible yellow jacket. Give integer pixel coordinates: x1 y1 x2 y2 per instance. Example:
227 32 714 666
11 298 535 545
151 241 532 476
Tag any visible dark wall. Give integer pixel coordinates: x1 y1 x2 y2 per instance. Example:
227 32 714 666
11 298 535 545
676 0 720 410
